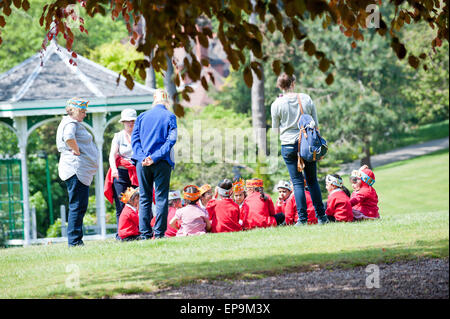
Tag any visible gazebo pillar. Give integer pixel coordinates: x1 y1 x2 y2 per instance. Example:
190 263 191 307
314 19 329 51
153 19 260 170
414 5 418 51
92 113 107 239
14 116 31 246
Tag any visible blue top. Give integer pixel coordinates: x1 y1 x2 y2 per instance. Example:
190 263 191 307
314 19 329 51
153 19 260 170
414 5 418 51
131 104 178 168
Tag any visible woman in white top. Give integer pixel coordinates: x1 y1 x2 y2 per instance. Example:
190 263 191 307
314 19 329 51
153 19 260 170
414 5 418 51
56 97 98 247
271 73 328 226
105 108 139 229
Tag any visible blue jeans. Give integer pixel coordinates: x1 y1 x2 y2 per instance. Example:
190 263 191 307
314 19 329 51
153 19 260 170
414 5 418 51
65 174 89 246
281 143 326 223
136 160 171 238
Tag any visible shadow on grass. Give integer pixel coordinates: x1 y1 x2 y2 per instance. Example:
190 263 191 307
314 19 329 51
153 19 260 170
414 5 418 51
47 238 449 298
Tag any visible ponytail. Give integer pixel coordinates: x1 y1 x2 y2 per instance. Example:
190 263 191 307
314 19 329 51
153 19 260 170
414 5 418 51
256 187 267 201
342 185 351 198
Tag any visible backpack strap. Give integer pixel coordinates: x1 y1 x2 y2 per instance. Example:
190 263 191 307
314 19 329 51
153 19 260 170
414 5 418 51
297 94 305 172
297 93 304 115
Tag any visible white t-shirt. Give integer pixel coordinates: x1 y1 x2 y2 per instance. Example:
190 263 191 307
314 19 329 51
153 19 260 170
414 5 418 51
111 130 133 161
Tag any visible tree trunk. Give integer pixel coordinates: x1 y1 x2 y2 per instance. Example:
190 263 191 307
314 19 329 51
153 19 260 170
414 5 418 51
137 15 156 89
360 140 372 169
164 54 178 104
145 52 157 89
249 7 266 156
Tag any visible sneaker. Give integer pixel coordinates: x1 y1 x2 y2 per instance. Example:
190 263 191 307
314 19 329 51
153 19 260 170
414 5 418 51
318 216 329 224
294 220 307 227
138 235 153 241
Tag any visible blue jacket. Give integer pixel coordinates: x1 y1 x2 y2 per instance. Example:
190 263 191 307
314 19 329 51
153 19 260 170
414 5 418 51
131 104 177 168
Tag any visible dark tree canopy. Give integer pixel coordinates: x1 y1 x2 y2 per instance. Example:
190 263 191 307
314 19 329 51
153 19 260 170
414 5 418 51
0 0 448 115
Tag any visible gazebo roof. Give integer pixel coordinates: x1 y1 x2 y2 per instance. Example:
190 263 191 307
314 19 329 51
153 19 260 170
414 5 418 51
0 40 154 118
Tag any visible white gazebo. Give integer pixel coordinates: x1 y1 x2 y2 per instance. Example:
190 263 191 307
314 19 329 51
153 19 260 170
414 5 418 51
0 40 155 245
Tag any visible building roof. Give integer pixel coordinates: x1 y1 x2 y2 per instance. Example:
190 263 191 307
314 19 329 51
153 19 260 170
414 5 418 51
0 40 155 117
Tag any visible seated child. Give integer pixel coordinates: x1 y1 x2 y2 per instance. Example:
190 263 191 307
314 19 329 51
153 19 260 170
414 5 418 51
284 182 318 225
206 179 242 233
274 180 292 225
242 178 277 229
151 190 182 237
349 165 380 220
198 184 213 210
325 174 353 222
232 178 248 226
169 185 212 236
118 187 141 241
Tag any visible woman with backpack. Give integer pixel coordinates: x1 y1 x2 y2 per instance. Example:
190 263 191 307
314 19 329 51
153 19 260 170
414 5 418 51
271 73 329 226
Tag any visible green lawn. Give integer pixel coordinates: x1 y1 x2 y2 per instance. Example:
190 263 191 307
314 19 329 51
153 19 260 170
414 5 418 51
0 150 448 298
374 120 449 154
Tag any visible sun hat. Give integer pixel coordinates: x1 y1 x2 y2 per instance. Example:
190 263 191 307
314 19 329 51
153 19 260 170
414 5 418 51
350 166 375 186
168 190 181 201
183 185 201 201
232 178 245 193
120 187 139 204
67 97 89 110
199 184 212 196
153 88 170 107
246 179 263 188
119 108 137 122
276 180 291 191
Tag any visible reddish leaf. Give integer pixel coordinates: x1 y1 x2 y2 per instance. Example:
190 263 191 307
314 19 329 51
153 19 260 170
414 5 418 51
13 0 21 9
201 76 209 91
0 16 5 28
319 58 330 72
22 0 30 11
272 60 281 76
325 73 334 85
304 39 316 56
408 55 420 69
72 52 77 58
173 104 185 117
243 66 253 88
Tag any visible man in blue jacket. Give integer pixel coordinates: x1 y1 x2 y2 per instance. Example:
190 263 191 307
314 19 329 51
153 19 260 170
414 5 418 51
132 89 177 239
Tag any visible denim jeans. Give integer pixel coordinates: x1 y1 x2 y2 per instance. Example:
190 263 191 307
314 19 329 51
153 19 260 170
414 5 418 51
65 174 89 247
136 160 171 238
113 168 136 227
281 143 326 223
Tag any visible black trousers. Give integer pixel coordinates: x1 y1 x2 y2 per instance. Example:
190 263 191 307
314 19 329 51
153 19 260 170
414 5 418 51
113 168 137 225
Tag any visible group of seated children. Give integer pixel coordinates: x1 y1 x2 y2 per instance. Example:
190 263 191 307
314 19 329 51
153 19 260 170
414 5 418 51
116 165 379 240
323 165 379 222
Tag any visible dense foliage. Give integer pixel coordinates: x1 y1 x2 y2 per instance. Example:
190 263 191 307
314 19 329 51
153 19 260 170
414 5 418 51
0 0 447 115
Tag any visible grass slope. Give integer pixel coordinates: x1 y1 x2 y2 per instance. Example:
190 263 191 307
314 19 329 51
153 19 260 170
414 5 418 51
0 150 448 298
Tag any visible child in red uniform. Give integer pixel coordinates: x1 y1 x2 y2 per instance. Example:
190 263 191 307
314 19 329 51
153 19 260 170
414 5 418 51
274 180 294 225
349 165 380 220
150 190 182 237
324 174 353 222
232 178 248 227
118 187 141 241
206 179 242 233
284 185 318 225
242 179 277 229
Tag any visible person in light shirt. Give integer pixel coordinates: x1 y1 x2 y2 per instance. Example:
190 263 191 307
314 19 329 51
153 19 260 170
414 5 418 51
56 97 98 247
104 108 139 234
